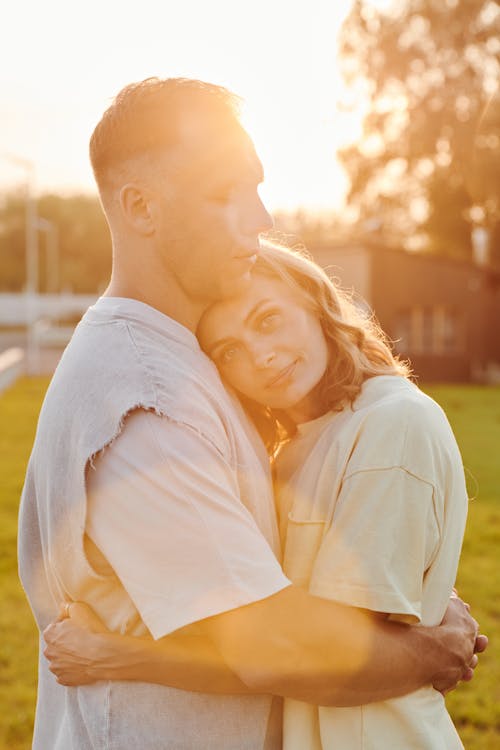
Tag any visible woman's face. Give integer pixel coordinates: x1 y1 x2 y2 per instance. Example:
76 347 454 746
198 275 330 423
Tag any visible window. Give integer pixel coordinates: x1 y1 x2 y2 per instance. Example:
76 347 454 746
393 307 464 355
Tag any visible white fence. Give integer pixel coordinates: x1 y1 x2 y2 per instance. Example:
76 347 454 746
0 347 25 393
0 292 98 325
0 293 97 381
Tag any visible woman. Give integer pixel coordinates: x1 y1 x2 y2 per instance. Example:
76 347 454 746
45 242 470 748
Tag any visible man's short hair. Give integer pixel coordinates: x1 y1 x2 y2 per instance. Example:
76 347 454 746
90 77 242 197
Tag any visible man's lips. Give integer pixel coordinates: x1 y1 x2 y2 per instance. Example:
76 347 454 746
266 360 298 389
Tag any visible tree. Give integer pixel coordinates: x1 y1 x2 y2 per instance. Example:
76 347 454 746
338 0 500 262
0 192 111 292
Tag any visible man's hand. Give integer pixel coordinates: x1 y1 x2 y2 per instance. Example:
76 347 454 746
43 602 111 685
431 594 487 694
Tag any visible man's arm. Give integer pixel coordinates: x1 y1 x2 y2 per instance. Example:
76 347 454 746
44 587 480 705
202 585 478 705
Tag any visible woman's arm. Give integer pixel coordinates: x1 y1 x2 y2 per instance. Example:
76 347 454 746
44 594 486 704
43 603 256 693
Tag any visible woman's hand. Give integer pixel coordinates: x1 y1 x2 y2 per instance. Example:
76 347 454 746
43 602 118 685
43 601 253 693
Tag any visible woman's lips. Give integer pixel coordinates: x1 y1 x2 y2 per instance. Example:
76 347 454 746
266 360 298 389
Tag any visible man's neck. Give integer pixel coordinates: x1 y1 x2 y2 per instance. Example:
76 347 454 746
105 267 206 334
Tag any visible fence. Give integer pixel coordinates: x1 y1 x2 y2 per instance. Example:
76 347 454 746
0 347 25 394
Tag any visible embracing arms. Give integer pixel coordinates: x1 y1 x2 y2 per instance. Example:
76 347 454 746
44 409 485 704
44 587 483 706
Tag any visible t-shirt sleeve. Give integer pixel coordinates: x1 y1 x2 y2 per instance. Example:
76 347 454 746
308 467 441 623
86 409 290 639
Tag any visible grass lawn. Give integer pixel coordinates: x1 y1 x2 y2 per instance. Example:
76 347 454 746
0 378 499 749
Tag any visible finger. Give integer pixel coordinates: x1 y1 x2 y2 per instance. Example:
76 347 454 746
43 646 54 659
43 621 68 645
469 654 479 670
475 634 489 654
56 674 78 686
59 602 72 620
43 622 59 644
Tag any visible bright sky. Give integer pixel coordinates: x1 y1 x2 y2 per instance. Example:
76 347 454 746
0 0 363 213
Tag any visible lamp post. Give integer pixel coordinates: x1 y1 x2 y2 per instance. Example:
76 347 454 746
36 217 59 295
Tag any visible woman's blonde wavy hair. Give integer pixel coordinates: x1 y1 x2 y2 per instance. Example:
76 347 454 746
210 240 411 453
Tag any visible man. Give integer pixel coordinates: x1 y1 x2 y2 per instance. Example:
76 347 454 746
19 77 479 750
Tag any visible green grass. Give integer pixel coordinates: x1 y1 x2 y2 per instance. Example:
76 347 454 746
0 378 499 748
424 385 500 747
0 377 48 750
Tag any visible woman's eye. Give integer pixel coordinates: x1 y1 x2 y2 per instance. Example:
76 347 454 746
220 346 240 364
259 313 280 330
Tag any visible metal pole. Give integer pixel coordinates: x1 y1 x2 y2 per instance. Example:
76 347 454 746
47 224 59 295
25 163 39 374
37 217 59 294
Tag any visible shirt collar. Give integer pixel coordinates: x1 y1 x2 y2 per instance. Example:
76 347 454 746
87 296 201 352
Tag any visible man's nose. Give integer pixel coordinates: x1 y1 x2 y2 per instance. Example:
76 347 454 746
258 199 274 234
250 195 273 236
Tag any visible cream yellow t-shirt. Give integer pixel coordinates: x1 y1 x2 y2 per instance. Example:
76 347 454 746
274 376 468 750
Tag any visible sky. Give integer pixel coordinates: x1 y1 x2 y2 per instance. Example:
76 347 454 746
0 0 368 213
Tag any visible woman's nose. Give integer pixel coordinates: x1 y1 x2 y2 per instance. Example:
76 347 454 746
253 347 276 369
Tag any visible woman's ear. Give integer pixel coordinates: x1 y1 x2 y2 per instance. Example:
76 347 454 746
119 183 155 236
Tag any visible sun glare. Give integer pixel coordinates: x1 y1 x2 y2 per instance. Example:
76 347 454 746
0 0 363 213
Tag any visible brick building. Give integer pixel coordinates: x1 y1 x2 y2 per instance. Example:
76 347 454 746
310 242 500 382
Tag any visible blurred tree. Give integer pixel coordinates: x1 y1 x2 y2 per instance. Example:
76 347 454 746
272 209 346 247
338 0 500 263
0 192 111 292
0 192 26 290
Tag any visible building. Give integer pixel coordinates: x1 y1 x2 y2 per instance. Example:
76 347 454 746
310 241 500 382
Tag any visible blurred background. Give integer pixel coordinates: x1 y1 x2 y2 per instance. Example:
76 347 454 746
0 1 499 748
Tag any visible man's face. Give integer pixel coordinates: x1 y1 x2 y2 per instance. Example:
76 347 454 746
151 114 273 304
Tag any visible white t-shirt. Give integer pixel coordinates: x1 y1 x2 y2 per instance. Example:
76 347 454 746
20 295 289 750
275 376 468 750
86 407 288 639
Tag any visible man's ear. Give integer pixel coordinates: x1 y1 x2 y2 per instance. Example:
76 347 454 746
119 183 156 236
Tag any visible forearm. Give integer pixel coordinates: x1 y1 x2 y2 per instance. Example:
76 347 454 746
44 591 476 701
207 587 470 706
247 614 433 705
84 630 257 694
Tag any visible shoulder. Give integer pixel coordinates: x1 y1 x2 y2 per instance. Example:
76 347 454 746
346 377 461 480
41 313 236 463
356 376 448 432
